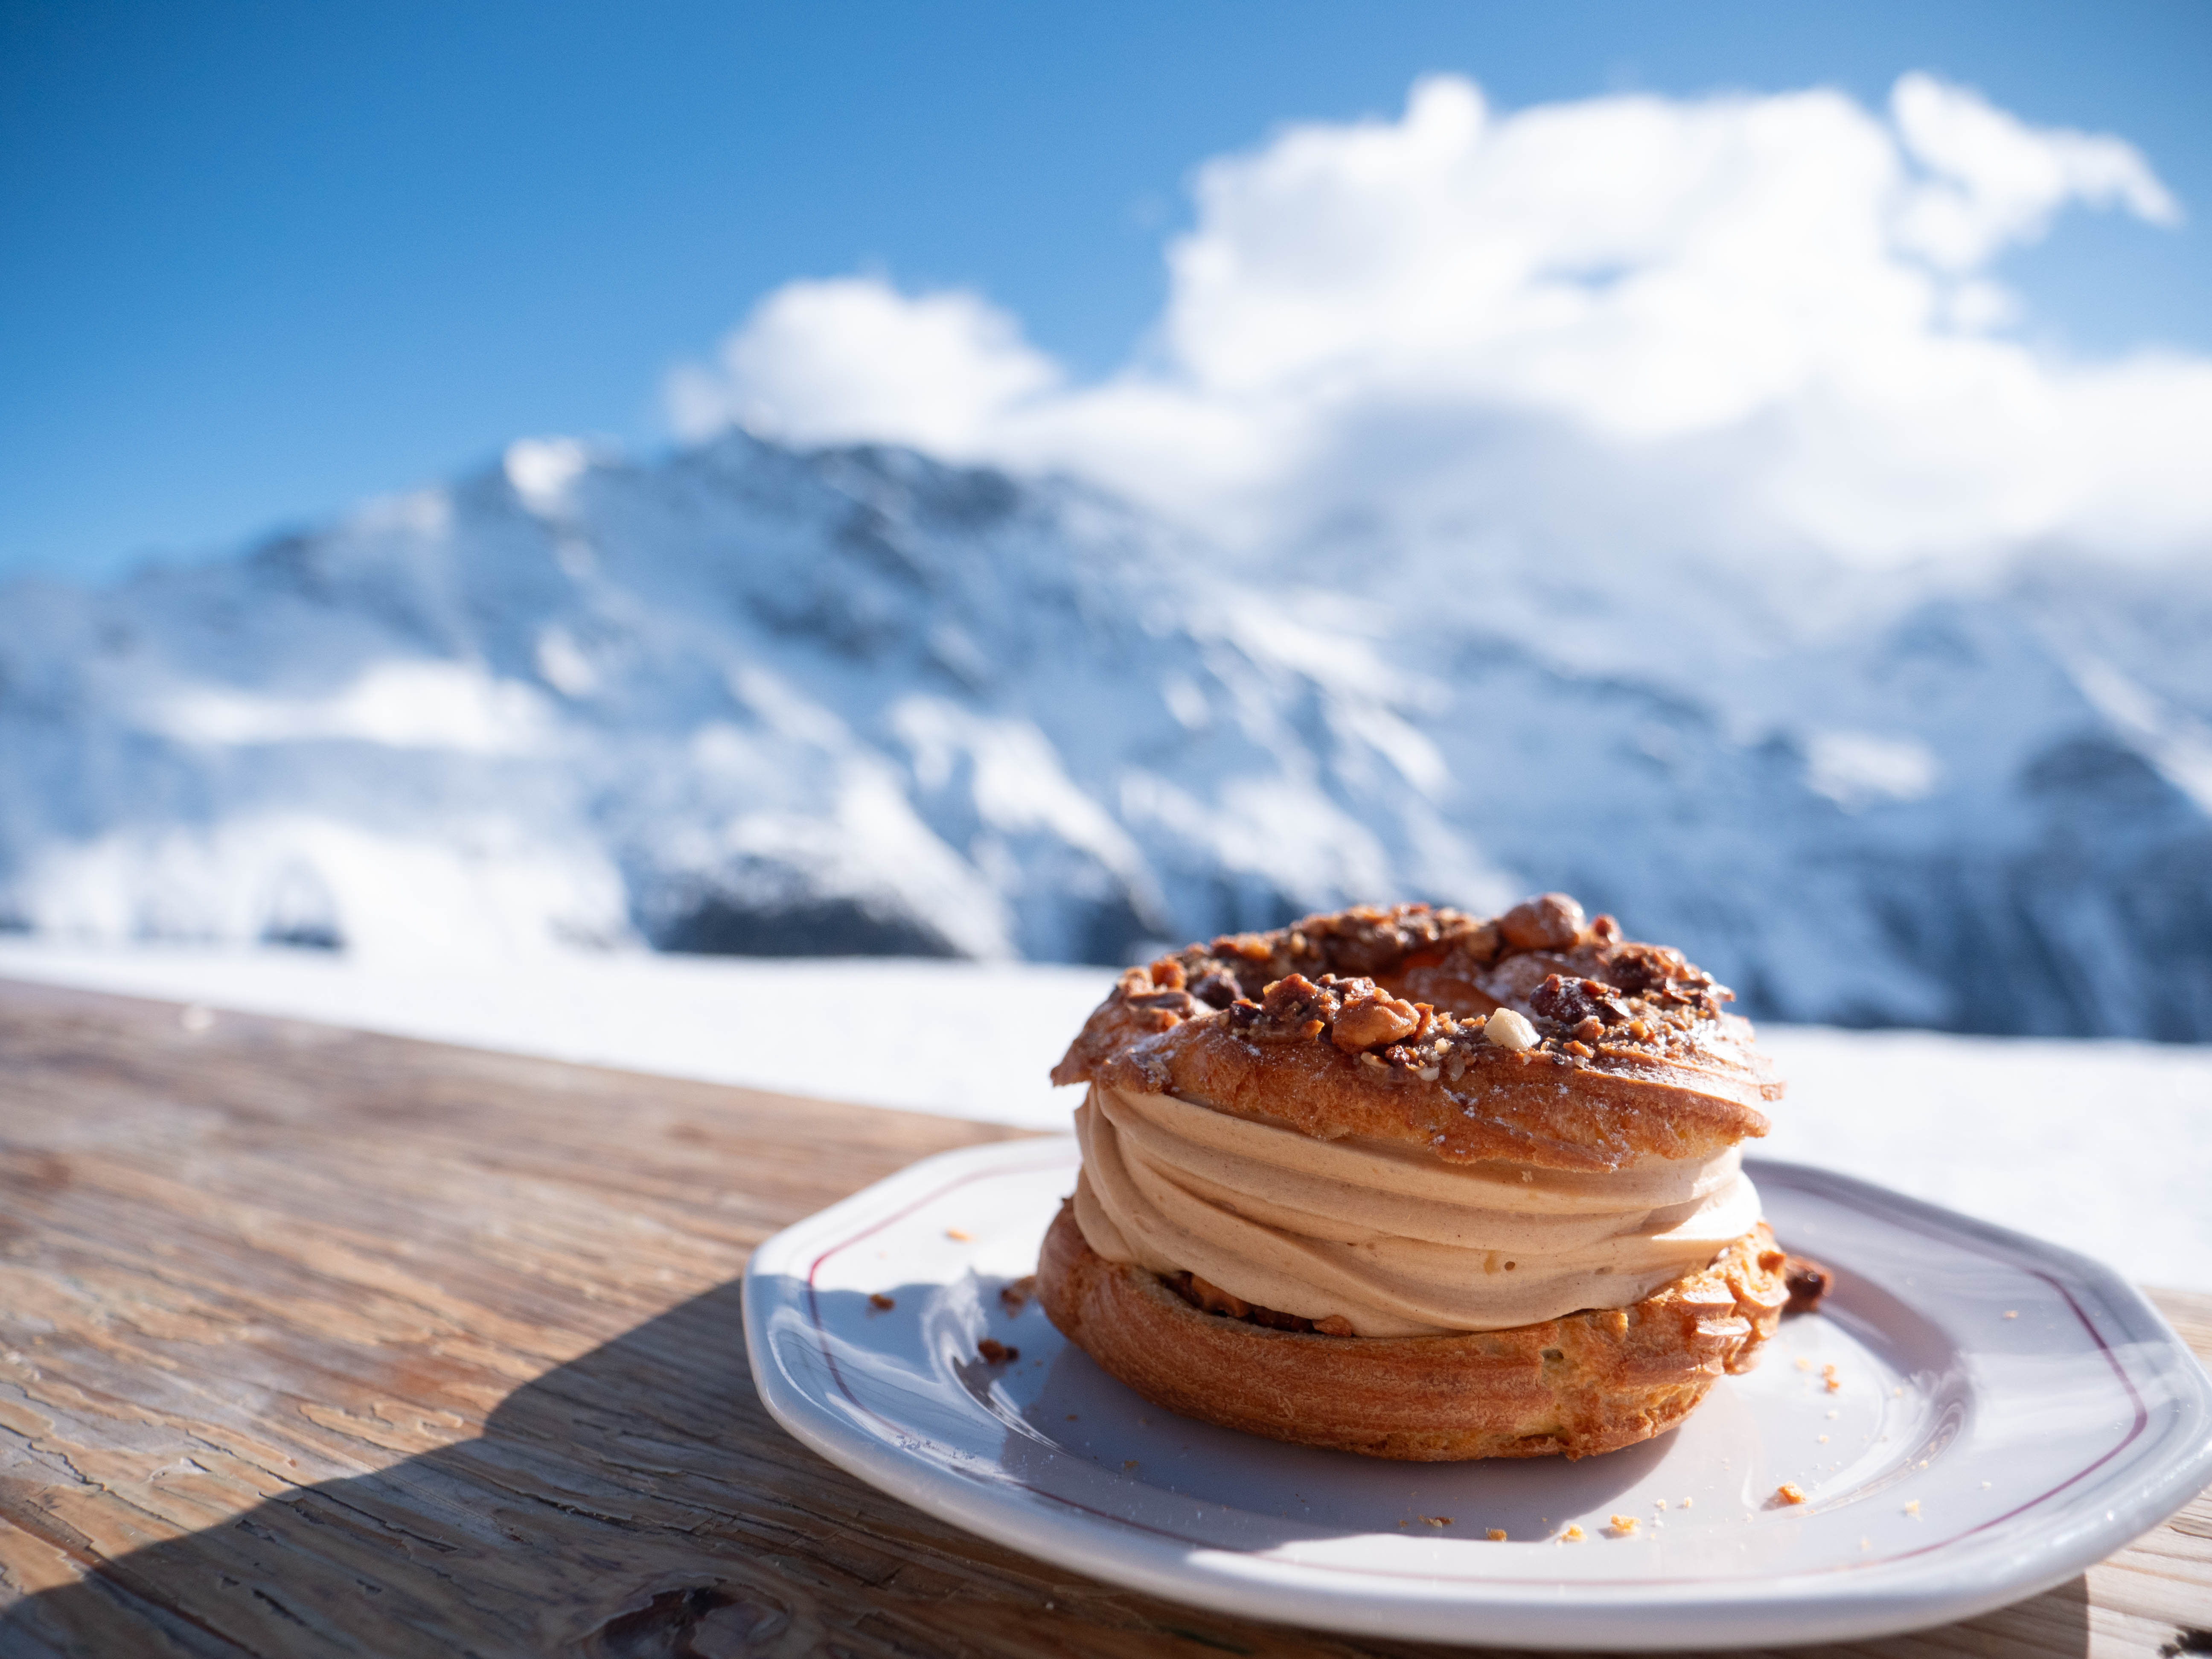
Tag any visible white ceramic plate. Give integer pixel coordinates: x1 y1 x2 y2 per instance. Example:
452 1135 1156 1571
744 1139 2212 1651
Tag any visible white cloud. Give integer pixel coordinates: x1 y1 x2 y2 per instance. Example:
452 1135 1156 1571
667 73 2208 573
1889 72 2178 269
666 277 1059 454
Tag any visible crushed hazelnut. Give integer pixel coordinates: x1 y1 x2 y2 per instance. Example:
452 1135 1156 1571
976 1339 1018 1364
1182 1273 1252 1319
1487 1528 1508 1541
1332 986 1424 1052
867 1292 894 1311
1250 974 1339 1043
1484 1008 1539 1051
1500 893 1585 951
1782 1256 1834 1314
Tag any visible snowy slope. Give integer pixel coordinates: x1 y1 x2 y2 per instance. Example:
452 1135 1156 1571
2 430 2208 1037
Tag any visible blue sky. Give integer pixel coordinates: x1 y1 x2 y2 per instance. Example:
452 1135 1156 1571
2 0 2207 580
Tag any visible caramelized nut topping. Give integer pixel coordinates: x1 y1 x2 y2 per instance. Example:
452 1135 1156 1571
1331 986 1425 1052
1162 1270 1359 1336
1499 892 1586 952
1485 1008 1540 1051
1047 896 1778 1164
1782 1255 1832 1314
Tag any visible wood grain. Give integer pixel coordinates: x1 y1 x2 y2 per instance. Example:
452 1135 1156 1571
0 975 2205 1657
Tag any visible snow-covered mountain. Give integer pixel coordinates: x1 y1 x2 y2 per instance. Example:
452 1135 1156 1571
3 430 2208 1039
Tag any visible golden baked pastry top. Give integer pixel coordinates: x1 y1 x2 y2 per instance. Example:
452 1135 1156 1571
1051 895 1779 1172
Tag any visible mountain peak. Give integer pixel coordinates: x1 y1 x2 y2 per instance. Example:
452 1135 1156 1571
3 430 2207 1038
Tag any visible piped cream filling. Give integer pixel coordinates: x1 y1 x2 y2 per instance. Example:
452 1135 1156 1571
1071 1083 1761 1337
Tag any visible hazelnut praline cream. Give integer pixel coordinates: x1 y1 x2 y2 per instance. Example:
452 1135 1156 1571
1048 895 1786 1340
1071 1083 1761 1336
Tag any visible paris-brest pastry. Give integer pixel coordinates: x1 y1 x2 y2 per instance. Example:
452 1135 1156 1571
1037 896 1810 1461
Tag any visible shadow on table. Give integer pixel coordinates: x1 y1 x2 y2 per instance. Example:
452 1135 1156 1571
0 1277 2104 1659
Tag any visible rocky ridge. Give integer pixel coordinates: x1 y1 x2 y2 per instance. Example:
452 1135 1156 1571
1 430 2206 1039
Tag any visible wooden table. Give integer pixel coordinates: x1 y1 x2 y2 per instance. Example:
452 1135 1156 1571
1 977 2206 1658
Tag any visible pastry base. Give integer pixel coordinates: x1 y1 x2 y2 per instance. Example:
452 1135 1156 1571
1036 1204 1790 1461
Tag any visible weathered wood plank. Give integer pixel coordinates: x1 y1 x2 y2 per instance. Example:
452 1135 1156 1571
0 976 2206 1656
